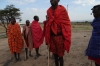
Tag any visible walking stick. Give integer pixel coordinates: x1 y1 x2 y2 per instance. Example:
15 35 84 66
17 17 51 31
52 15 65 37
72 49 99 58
22 37 26 61
91 60 92 66
48 46 50 66
24 49 26 60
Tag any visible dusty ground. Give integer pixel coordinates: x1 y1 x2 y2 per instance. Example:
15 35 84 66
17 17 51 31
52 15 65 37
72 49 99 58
0 24 96 66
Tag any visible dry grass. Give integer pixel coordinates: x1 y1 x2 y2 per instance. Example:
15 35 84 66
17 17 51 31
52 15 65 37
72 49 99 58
0 23 92 39
72 24 92 32
0 26 6 33
0 23 92 32
0 26 6 39
0 22 95 66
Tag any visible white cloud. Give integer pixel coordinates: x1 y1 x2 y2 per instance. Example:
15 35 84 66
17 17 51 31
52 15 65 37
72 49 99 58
7 0 36 5
43 0 49 4
21 7 48 23
73 0 100 6
20 7 93 23
69 6 82 11
68 11 94 21
32 8 38 12
21 6 92 23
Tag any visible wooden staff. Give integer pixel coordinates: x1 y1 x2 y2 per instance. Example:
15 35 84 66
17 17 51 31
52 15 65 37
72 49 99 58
91 60 92 66
48 46 50 66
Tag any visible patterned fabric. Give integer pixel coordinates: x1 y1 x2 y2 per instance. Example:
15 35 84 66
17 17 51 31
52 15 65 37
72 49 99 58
45 5 71 53
50 26 65 57
86 18 100 64
7 23 23 54
86 18 100 58
22 25 33 51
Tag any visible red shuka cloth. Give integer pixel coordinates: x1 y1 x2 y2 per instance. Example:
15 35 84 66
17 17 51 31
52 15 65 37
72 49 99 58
88 57 100 65
31 20 44 48
45 5 71 53
43 20 47 37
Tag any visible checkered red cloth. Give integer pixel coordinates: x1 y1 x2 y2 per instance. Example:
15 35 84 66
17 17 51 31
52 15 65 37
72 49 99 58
50 26 65 57
45 5 71 53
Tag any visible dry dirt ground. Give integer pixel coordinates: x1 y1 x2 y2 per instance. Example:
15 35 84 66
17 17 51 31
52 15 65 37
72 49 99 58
0 25 96 66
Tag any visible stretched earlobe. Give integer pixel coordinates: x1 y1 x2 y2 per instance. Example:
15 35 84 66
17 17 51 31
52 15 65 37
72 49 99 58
90 13 92 15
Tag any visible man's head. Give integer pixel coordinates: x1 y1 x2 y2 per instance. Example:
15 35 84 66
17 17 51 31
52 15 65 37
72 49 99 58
10 17 16 25
34 15 39 21
26 20 30 26
50 0 60 7
91 5 100 18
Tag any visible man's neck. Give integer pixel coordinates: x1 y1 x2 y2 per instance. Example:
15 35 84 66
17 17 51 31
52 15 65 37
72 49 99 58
35 20 38 22
26 25 29 26
95 16 100 19
52 5 58 10
11 22 16 25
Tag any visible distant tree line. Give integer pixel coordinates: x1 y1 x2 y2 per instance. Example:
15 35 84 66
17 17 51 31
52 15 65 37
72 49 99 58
71 21 92 25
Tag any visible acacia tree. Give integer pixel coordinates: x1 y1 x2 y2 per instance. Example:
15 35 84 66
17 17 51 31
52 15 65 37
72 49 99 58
0 4 22 31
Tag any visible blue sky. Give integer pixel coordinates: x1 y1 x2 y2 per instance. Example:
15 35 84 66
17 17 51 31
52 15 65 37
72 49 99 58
0 0 100 23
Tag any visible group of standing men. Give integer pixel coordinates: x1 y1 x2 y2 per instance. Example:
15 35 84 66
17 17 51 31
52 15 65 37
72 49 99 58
7 0 71 66
6 0 100 66
7 15 43 62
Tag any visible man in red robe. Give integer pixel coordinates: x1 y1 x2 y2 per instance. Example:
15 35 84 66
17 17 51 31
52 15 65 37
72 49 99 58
31 15 44 59
43 15 48 38
45 0 71 66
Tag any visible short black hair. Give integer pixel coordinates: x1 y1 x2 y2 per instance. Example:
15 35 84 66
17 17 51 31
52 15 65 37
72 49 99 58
34 15 38 20
34 15 39 21
26 20 30 22
10 16 16 22
91 5 100 11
